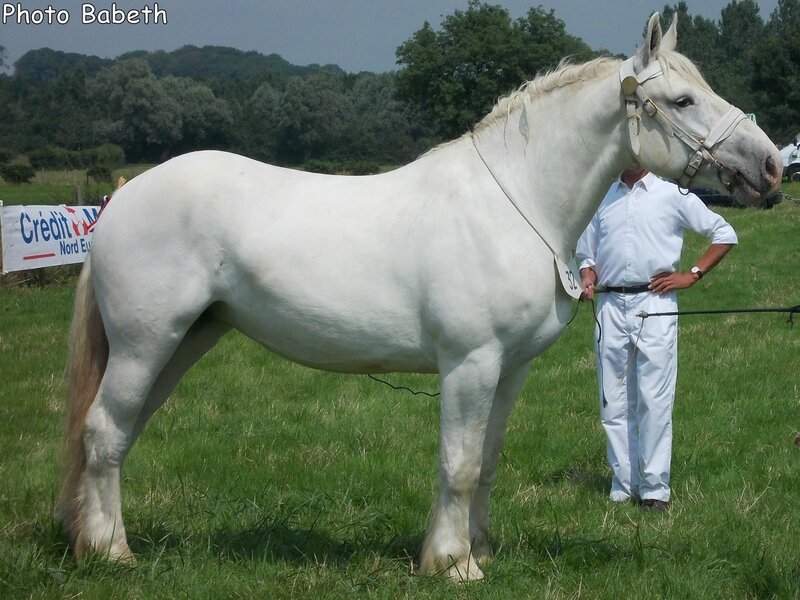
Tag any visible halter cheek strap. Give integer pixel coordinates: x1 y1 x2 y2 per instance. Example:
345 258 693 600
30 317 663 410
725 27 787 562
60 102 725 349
620 58 664 156
619 57 747 189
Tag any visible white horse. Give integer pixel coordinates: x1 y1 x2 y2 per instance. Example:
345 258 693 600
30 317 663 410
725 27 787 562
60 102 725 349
57 14 780 581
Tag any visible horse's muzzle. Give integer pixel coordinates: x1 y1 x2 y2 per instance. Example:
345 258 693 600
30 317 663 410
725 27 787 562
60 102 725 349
721 148 782 206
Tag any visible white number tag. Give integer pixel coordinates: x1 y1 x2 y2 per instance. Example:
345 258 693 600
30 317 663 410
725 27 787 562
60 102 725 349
554 254 582 300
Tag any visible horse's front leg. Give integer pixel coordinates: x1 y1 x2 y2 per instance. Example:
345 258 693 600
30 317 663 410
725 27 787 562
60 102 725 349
420 347 502 581
469 361 531 565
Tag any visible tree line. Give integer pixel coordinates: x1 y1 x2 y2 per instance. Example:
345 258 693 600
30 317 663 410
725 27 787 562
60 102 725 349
1 0 800 178
0 49 437 173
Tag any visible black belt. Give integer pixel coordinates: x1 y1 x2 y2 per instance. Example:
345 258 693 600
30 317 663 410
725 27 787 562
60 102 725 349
602 284 652 294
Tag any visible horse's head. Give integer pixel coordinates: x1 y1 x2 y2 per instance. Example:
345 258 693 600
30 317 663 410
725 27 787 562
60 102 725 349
623 13 781 205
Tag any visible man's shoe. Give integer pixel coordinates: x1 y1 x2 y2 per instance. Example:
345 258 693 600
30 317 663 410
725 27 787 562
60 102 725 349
639 499 669 512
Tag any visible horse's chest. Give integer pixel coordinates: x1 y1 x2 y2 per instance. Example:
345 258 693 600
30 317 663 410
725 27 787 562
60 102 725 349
427 247 569 360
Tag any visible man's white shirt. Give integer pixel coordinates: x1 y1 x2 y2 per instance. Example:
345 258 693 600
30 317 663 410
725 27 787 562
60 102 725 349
576 173 738 287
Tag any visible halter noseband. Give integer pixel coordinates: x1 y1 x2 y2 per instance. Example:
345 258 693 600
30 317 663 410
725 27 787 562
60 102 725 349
619 57 747 189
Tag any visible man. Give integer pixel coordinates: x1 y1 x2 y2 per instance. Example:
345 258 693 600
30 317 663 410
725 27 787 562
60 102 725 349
576 166 737 511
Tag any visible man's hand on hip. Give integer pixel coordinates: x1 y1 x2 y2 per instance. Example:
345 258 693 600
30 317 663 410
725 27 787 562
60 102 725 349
649 271 699 293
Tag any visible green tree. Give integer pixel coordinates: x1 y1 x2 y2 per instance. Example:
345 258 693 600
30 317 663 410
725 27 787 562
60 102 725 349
241 81 282 161
51 67 95 149
0 43 442 166
347 73 436 163
14 48 112 80
0 60 93 153
517 5 597 68
717 1 765 111
1 162 35 184
275 71 350 163
661 3 722 83
661 1 765 112
752 0 800 142
88 59 182 161
396 1 595 138
161 76 233 154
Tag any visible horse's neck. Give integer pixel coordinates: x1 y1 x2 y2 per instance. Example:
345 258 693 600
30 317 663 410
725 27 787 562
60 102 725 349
472 71 629 257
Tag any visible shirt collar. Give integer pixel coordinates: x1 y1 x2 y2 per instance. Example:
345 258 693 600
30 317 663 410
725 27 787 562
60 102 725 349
615 172 657 193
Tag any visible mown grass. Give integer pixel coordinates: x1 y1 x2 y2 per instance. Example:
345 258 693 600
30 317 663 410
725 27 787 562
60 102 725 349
0 193 798 598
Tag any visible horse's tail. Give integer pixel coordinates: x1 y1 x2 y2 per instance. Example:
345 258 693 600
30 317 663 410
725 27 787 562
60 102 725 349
55 256 109 550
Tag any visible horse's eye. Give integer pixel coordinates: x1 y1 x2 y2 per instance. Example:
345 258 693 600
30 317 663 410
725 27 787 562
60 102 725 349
674 97 694 108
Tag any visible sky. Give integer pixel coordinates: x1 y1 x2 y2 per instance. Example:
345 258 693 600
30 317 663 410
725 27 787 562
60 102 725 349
0 0 782 74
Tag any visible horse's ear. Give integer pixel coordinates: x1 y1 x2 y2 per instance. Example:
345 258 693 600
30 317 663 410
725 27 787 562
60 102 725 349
635 12 663 70
661 14 678 52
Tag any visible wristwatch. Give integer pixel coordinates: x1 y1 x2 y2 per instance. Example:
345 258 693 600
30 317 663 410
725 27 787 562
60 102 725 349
690 266 704 279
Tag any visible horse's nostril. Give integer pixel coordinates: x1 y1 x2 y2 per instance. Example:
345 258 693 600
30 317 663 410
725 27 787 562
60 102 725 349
765 155 779 179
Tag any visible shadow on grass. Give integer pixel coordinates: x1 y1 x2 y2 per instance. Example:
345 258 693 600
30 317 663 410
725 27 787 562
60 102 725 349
27 505 712 593
547 465 608 496
72 516 642 574
31 516 72 563
124 511 423 568
207 521 422 566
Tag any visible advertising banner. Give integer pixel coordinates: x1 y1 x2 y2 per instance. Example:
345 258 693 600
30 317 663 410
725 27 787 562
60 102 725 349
1 203 101 273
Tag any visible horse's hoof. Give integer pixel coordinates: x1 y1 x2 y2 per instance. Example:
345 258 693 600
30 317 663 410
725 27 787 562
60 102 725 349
420 548 485 582
75 538 135 565
111 546 136 565
444 558 484 582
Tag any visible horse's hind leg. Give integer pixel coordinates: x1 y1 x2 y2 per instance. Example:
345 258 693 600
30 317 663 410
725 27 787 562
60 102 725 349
78 314 229 561
131 314 230 443
77 350 170 562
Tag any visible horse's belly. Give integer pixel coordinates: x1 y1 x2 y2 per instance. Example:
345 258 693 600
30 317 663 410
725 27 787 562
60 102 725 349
222 317 437 373
213 279 437 374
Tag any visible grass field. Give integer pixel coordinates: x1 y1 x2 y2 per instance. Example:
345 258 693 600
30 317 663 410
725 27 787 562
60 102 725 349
0 166 154 207
0 184 798 598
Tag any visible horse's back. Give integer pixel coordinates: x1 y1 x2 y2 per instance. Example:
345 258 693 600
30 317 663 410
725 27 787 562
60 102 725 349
94 151 408 275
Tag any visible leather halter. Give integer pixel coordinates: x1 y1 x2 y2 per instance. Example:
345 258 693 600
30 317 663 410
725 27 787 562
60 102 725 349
619 57 747 189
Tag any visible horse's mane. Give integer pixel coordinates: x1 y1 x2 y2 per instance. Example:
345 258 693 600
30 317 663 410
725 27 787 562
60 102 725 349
474 50 713 132
422 50 713 156
474 56 619 131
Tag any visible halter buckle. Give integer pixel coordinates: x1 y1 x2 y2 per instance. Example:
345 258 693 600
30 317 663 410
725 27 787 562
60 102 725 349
679 151 704 187
621 75 638 96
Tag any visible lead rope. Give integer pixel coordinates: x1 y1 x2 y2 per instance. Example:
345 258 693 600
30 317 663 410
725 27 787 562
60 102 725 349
638 305 800 327
619 304 800 383
591 300 799 386
622 304 799 383
367 374 440 398
369 303 798 398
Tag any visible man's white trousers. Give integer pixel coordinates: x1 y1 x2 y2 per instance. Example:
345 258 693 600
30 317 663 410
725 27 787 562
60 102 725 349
594 291 678 502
